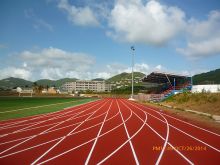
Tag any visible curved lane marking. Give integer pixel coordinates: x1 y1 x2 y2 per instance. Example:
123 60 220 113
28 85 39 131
120 100 170 165
125 100 194 165
0 100 106 156
30 100 110 165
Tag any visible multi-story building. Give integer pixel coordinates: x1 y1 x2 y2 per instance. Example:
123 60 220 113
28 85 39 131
61 80 112 93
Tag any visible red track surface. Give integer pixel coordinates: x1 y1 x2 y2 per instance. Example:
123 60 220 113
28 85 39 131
0 98 220 164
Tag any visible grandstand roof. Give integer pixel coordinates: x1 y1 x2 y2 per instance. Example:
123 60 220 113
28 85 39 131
142 72 190 85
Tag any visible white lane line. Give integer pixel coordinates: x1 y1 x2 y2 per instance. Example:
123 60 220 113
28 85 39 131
0 100 100 133
0 114 74 136
0 99 99 128
0 100 105 156
0 108 87 131
0 100 103 136
97 100 146 165
0 100 104 151
41 111 107 136
85 100 113 165
121 100 169 165
124 100 194 165
153 114 169 164
134 102 220 137
170 124 220 152
0 137 63 159
37 104 133 165
1 110 95 137
0 109 123 159
162 111 220 137
0 99 100 129
0 122 62 140
30 100 110 165
128 101 220 153
37 139 96 165
0 108 116 147
116 99 139 165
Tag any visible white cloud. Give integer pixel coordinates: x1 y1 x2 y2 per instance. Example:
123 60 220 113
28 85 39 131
0 44 7 49
23 62 27 68
177 10 220 58
95 72 112 79
180 69 209 77
40 68 63 80
24 8 54 32
107 0 186 45
134 63 150 73
58 0 99 27
92 62 154 80
155 64 162 70
0 67 31 80
177 38 220 59
33 19 54 32
187 11 220 40
12 47 95 80
19 47 94 71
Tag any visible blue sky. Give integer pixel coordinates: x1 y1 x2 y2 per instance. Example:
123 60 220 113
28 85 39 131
0 0 220 80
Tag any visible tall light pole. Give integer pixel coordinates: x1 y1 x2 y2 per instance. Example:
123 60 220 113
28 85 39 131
131 46 135 99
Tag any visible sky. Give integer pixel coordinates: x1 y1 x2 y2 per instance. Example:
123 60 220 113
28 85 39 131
0 0 220 81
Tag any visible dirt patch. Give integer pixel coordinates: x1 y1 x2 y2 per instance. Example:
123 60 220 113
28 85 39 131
164 93 220 115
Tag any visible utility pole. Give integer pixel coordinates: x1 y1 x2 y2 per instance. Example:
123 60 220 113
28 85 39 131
131 46 135 99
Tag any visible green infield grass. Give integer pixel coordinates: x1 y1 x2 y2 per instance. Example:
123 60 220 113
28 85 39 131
0 97 97 121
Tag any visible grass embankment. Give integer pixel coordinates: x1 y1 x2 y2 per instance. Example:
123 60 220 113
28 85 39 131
164 93 220 115
0 97 97 121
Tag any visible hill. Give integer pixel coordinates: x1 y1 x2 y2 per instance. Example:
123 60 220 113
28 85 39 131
107 72 145 83
92 78 105 81
54 78 78 87
106 72 146 91
193 68 220 85
36 78 78 87
0 72 145 90
0 77 33 89
0 77 78 89
35 79 54 87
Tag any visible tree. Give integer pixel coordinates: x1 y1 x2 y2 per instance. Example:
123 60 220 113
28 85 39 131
46 85 49 91
33 82 38 93
38 85 44 93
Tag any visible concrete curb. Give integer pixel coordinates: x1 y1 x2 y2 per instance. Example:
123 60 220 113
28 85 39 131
158 103 220 122
185 109 212 117
212 115 220 123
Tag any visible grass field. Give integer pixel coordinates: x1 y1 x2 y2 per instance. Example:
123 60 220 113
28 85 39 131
0 97 97 121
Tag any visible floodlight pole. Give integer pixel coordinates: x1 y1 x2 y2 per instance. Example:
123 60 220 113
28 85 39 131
131 46 135 99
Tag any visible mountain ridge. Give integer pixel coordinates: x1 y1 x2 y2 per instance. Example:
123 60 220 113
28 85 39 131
1 68 219 89
192 68 220 85
0 72 145 89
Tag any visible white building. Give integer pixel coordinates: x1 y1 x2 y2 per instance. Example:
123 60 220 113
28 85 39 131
192 85 220 93
61 80 112 92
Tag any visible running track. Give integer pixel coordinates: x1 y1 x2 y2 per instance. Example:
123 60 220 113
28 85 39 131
0 98 220 164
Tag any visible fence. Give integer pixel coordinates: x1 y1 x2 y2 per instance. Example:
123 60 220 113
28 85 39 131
134 93 164 102
192 85 220 93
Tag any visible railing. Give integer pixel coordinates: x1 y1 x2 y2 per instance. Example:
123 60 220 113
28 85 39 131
134 83 192 102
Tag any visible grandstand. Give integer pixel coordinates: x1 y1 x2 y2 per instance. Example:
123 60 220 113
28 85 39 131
139 72 192 102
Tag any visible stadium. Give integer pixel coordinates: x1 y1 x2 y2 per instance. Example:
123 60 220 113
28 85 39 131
0 69 220 164
1 0 220 164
